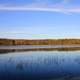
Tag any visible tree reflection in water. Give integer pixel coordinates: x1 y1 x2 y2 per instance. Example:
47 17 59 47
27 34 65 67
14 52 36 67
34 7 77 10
75 56 80 64
16 62 24 70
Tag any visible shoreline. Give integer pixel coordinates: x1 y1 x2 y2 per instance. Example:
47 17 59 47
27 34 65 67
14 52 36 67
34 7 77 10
0 38 80 53
0 38 80 45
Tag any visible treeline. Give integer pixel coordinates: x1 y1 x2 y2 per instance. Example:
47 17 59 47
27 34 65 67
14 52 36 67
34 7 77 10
0 39 80 45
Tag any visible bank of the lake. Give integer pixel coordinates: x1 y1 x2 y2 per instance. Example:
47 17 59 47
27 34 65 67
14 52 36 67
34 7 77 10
0 39 80 45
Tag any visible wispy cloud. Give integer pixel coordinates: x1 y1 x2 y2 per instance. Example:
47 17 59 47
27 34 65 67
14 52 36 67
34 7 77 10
0 0 80 13
0 6 80 13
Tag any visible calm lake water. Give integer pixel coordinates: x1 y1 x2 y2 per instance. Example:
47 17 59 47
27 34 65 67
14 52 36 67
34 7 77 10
0 51 80 80
0 45 80 49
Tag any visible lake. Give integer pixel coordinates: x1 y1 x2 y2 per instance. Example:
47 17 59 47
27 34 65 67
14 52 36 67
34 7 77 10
0 50 80 80
0 45 80 49
0 45 80 53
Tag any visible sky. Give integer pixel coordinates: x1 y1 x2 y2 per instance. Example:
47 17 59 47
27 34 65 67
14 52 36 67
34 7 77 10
0 0 80 39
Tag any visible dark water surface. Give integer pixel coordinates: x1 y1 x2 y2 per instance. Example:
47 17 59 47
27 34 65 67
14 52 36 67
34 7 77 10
0 51 80 80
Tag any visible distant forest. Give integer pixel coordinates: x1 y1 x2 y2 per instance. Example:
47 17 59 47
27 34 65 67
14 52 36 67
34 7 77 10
0 39 80 45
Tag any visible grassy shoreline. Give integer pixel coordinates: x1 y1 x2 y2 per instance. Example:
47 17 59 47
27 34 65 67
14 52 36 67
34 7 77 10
0 38 80 45
0 38 80 53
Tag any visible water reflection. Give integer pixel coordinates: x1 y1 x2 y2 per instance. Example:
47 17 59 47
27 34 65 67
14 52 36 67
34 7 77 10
0 48 80 54
0 51 80 80
16 62 24 70
75 56 80 64
0 45 80 54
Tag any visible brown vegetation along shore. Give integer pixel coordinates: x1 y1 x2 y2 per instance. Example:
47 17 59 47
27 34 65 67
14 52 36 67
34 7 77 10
0 38 80 45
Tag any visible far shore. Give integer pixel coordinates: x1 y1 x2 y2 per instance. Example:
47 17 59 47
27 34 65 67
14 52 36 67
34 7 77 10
0 38 80 45
0 38 80 53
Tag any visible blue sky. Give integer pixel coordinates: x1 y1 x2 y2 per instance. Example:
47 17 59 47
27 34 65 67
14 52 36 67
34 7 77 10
0 0 80 39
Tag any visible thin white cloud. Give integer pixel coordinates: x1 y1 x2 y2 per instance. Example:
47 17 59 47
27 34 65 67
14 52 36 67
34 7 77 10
0 6 63 12
0 0 80 14
0 6 80 13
